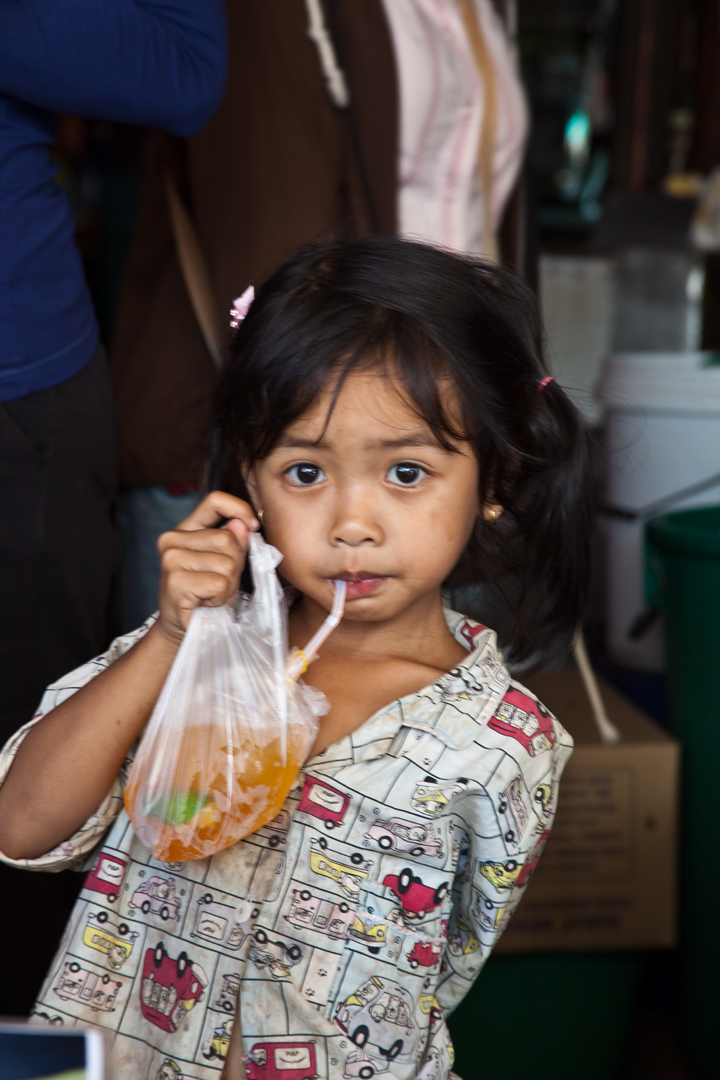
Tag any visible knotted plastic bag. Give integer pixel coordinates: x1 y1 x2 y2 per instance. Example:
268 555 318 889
125 533 343 862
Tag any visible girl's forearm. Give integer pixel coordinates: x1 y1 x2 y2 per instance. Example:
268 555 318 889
0 623 179 860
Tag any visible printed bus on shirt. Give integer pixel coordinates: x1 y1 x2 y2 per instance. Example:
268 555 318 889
247 1041 320 1080
82 911 139 970
285 888 354 941
298 778 351 829
53 962 122 1012
84 851 127 904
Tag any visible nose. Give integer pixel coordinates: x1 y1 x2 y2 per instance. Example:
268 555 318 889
330 483 384 547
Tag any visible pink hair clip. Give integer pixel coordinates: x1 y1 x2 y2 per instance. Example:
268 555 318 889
537 375 555 391
230 285 255 329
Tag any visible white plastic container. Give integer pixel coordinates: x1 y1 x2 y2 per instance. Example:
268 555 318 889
597 352 720 671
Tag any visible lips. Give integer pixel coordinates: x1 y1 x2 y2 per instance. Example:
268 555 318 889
331 572 389 599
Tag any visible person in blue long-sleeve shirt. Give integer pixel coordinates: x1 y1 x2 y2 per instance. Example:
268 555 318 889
0 0 227 1014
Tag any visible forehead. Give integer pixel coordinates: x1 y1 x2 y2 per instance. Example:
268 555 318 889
279 368 458 447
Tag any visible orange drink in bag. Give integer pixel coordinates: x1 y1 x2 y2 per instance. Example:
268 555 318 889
124 533 344 862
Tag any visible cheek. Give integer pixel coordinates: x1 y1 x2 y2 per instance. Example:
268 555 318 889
260 496 322 574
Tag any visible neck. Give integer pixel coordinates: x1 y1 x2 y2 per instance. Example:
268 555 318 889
288 587 456 668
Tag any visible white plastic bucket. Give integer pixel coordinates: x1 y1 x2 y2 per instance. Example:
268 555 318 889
597 352 720 671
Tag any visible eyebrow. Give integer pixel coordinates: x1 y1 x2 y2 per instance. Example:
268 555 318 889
274 433 446 451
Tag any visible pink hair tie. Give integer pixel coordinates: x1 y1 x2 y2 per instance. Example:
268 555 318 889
230 285 255 329
537 375 554 391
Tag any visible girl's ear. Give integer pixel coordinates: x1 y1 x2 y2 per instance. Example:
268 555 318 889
244 468 261 514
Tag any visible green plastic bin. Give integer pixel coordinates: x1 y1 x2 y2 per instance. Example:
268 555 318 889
448 953 642 1080
646 506 720 1079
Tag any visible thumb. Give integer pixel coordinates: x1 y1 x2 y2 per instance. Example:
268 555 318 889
225 518 250 550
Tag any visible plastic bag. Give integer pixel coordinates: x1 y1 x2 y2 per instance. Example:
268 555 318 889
125 533 343 862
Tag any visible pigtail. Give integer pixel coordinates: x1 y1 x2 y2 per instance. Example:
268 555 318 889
496 377 591 665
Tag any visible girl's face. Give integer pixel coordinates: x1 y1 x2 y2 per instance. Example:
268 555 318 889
250 368 481 622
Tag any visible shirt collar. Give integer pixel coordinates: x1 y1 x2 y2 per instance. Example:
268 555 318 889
308 611 511 769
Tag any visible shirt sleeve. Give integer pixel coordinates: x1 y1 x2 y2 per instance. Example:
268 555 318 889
0 618 155 873
436 714 574 1013
0 0 227 135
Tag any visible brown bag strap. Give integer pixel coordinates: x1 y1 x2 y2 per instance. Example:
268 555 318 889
165 170 224 370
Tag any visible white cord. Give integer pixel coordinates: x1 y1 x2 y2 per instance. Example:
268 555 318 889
304 0 350 108
574 631 622 745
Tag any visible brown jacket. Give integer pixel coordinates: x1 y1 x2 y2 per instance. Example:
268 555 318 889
110 0 398 486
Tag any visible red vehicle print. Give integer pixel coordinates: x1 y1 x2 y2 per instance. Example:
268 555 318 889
298 777 350 828
488 688 556 757
84 851 127 903
247 1041 319 1080
140 942 207 1033
406 939 443 970
515 829 551 888
458 621 487 650
382 869 449 921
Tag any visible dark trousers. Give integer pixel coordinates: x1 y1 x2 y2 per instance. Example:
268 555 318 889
0 347 118 1014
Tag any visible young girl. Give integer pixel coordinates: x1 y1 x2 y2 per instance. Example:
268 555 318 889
0 238 589 1080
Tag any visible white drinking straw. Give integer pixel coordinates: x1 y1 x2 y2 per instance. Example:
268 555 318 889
286 579 347 681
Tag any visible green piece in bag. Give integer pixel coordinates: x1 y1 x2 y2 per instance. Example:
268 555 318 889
147 790 210 826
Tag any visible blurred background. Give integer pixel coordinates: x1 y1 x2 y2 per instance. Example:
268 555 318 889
47 1 720 1078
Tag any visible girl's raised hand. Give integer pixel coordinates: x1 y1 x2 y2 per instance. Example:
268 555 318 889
156 491 259 646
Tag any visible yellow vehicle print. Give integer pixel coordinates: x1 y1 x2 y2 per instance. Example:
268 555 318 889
308 839 372 899
417 994 443 1028
447 916 479 957
203 1018 234 1061
411 778 468 818
347 914 388 952
82 911 139 970
479 859 521 891
535 783 551 811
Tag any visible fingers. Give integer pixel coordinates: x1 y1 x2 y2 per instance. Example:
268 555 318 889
175 490 259 534
166 569 239 610
155 492 259 639
157 524 247 560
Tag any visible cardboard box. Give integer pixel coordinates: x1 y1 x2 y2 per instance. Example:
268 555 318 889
495 670 679 953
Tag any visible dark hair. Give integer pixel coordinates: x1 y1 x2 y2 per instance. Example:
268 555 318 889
211 237 590 666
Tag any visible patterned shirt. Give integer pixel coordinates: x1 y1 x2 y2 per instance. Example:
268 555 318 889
0 611 572 1080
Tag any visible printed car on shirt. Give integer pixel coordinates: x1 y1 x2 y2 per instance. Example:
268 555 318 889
203 1018 233 1061
383 868 449 921
335 975 420 1060
129 875 181 922
488 687 556 757
343 1048 389 1079
139 942 207 1033
364 818 443 859
411 778 469 818
249 929 303 979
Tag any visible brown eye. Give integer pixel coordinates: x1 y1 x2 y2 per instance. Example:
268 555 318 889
388 462 426 486
287 463 325 485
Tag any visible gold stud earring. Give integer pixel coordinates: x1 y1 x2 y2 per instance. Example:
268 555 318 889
486 507 499 522
257 508 264 526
